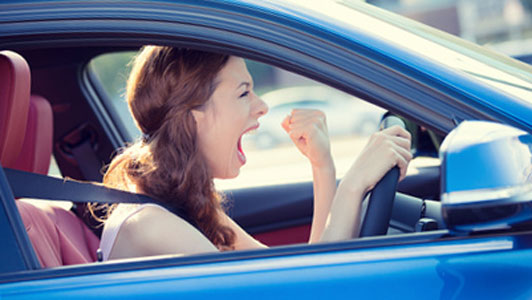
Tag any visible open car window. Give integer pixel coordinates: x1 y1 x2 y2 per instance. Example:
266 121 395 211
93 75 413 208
88 51 392 191
83 50 446 255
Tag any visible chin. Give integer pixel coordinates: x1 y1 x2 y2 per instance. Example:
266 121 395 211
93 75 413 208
215 168 240 180
225 169 240 179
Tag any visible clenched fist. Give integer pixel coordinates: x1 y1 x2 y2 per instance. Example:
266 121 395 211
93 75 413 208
282 109 333 168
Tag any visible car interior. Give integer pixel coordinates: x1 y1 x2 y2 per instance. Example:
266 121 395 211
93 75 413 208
0 46 447 270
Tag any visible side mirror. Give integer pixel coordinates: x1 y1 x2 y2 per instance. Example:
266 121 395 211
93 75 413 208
440 120 532 233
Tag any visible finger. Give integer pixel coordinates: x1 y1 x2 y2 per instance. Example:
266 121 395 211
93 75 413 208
392 145 413 181
289 114 324 127
289 129 308 144
289 120 327 136
289 121 325 138
385 136 412 162
290 108 323 115
392 148 409 181
289 112 327 128
393 144 413 164
382 125 411 141
389 135 412 152
289 118 322 130
288 122 310 138
289 109 325 122
281 115 291 132
290 122 324 143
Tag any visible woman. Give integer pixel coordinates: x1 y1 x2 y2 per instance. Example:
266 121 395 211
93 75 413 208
98 46 412 260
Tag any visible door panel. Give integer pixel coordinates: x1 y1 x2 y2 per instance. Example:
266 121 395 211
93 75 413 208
398 165 440 200
0 234 527 299
227 174 433 246
253 225 311 246
227 182 313 235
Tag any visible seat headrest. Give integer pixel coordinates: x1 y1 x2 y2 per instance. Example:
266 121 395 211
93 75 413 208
0 51 30 168
14 95 53 175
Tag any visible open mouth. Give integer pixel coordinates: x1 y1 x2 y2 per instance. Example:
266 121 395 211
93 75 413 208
237 124 259 165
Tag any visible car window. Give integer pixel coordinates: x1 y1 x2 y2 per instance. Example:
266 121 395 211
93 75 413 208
88 51 140 141
88 51 387 190
48 156 62 178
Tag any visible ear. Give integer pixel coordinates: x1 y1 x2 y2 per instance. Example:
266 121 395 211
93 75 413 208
191 109 205 128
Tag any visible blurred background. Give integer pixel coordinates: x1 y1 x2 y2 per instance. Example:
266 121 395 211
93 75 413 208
367 0 532 57
88 0 532 190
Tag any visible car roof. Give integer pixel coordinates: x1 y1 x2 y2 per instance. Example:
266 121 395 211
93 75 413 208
2 0 532 134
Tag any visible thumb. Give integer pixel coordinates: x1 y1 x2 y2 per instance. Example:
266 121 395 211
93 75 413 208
281 115 291 133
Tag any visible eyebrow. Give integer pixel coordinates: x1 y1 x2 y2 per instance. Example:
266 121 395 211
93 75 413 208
237 82 251 90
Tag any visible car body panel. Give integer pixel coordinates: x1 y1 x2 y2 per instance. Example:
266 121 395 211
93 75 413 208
0 234 530 299
2 0 532 135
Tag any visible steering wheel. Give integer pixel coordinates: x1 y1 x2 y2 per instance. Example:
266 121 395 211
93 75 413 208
359 116 405 237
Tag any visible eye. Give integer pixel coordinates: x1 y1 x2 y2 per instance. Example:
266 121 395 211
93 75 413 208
239 91 250 98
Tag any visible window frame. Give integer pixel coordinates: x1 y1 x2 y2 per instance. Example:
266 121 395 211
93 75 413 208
0 167 41 273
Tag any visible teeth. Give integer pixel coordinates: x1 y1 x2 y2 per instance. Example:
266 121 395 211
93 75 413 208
246 128 258 135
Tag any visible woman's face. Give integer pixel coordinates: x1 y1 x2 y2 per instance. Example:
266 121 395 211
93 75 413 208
192 57 268 179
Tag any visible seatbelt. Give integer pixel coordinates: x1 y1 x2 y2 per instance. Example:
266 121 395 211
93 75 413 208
4 168 194 227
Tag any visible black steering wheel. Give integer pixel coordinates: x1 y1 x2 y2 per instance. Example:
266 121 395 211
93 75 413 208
359 116 405 237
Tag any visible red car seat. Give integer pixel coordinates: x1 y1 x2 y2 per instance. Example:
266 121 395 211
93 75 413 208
0 50 99 268
0 50 30 168
13 94 53 175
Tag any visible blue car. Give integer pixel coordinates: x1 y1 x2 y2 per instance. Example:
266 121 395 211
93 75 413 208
1 0 532 299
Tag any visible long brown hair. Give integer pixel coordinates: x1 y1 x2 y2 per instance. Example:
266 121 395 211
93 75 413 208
102 46 235 250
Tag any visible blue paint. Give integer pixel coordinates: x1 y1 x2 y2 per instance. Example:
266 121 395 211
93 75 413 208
441 121 532 193
1 236 530 299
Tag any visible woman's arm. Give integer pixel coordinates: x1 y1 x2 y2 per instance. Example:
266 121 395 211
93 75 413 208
220 212 268 250
281 109 337 243
224 108 339 248
321 125 412 241
282 109 412 243
309 159 336 243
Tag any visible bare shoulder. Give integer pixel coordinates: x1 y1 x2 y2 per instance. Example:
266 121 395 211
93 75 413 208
127 205 191 231
113 205 217 259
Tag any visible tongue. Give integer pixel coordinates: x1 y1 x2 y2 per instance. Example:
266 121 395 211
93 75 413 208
237 137 246 164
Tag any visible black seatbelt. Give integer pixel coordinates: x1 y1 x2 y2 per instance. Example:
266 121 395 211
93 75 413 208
4 168 194 227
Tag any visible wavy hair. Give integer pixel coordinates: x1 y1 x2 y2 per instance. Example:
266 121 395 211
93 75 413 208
100 46 235 250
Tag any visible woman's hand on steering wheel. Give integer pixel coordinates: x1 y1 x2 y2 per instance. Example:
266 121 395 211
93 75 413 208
342 125 412 195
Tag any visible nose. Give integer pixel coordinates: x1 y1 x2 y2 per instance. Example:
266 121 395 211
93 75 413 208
253 93 269 118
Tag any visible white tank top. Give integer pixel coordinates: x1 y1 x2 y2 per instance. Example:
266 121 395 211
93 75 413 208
99 203 169 261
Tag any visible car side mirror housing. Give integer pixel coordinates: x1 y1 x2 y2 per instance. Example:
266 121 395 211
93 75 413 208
440 120 532 233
